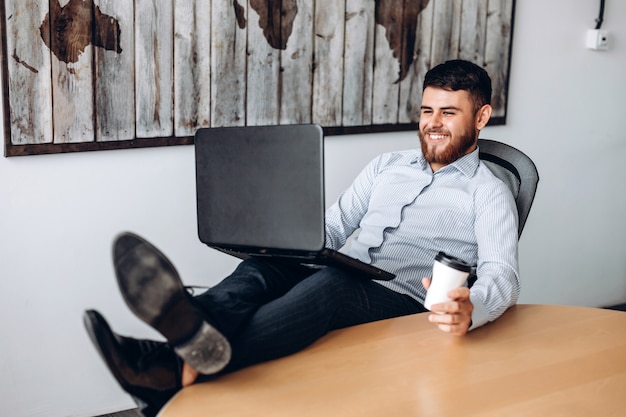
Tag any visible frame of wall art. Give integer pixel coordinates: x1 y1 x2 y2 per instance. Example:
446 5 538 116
2 0 515 157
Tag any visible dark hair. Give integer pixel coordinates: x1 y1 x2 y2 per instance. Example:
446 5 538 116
423 60 492 112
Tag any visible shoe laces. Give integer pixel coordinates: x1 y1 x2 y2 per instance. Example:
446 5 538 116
184 285 210 296
135 339 178 372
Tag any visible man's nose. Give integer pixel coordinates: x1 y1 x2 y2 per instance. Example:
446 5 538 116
429 112 443 127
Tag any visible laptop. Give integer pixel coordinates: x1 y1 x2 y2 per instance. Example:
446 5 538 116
194 124 395 281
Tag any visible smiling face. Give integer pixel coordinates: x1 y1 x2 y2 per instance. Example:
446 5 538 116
418 87 492 172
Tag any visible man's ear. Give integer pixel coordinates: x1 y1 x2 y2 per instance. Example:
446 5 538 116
475 104 492 130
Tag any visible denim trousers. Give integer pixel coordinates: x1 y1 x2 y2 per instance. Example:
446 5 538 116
192 258 426 375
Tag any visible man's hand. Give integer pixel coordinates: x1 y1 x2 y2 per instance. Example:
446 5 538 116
422 277 473 336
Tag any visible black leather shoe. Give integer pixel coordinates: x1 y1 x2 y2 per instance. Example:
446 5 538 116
112 231 231 374
83 309 181 417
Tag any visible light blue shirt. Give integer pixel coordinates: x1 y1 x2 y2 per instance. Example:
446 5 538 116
325 147 520 330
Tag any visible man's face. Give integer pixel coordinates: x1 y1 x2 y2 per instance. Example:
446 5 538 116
418 87 489 171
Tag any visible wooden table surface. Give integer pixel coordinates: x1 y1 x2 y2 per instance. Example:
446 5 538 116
158 304 626 417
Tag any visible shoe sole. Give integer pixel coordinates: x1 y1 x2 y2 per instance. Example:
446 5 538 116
113 232 231 374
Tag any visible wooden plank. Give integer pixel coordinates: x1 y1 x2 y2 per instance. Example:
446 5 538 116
485 0 514 118
279 0 313 124
399 0 435 124
430 0 458 65
448 0 463 60
373 1 433 125
342 0 375 126
211 0 246 127
312 0 345 126
459 0 488 63
51 56 94 144
4 0 53 144
95 0 135 142
246 0 280 126
48 0 94 144
135 0 174 138
371 0 401 125
174 0 211 136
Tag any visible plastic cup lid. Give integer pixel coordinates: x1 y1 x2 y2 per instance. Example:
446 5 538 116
435 251 472 272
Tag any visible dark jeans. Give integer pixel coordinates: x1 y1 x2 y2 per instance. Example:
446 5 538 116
192 258 426 376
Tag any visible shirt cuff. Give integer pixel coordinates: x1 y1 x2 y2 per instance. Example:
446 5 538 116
468 294 490 331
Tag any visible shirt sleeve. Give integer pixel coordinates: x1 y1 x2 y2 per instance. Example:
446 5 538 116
324 156 382 250
468 178 520 330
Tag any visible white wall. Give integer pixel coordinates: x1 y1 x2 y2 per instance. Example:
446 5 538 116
1 1 624 416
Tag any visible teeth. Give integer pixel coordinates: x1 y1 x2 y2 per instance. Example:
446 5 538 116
429 134 446 140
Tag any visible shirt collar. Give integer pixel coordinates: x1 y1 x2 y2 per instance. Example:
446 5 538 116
412 147 480 177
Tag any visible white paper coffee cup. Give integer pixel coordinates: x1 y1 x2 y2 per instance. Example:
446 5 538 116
424 252 472 311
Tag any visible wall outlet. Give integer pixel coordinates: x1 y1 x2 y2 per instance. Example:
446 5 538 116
586 29 609 51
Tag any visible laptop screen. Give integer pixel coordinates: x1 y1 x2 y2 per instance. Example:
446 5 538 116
195 124 326 252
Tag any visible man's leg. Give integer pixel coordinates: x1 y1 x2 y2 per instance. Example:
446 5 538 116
87 234 313 416
113 232 232 374
112 232 424 378
192 257 315 340
112 232 313 374
213 266 426 374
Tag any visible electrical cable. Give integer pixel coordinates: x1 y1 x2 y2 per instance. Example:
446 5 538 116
595 0 605 29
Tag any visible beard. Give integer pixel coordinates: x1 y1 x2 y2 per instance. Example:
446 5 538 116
419 125 478 167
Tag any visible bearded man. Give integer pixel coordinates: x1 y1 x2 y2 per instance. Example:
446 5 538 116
84 59 519 417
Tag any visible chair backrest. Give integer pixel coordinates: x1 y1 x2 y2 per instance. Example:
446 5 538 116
477 139 539 237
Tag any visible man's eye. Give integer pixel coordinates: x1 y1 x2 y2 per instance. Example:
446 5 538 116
443 111 455 116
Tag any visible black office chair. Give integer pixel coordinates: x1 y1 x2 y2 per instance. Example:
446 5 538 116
478 139 539 237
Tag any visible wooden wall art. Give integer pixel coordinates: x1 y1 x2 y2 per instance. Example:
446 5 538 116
1 0 515 156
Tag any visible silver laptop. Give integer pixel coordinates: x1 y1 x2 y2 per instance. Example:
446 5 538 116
194 124 394 280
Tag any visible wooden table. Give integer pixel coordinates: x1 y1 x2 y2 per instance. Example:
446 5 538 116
158 304 626 417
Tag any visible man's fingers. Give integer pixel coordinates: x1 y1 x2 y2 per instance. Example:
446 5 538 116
436 323 468 336
429 314 470 335
429 312 462 325
429 300 471 314
425 278 472 336
447 286 470 299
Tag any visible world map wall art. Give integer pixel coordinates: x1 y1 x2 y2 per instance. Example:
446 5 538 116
1 0 515 156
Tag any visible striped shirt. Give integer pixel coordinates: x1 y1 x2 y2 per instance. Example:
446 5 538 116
325 147 520 330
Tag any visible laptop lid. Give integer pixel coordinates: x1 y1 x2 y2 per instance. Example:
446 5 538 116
195 124 326 253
